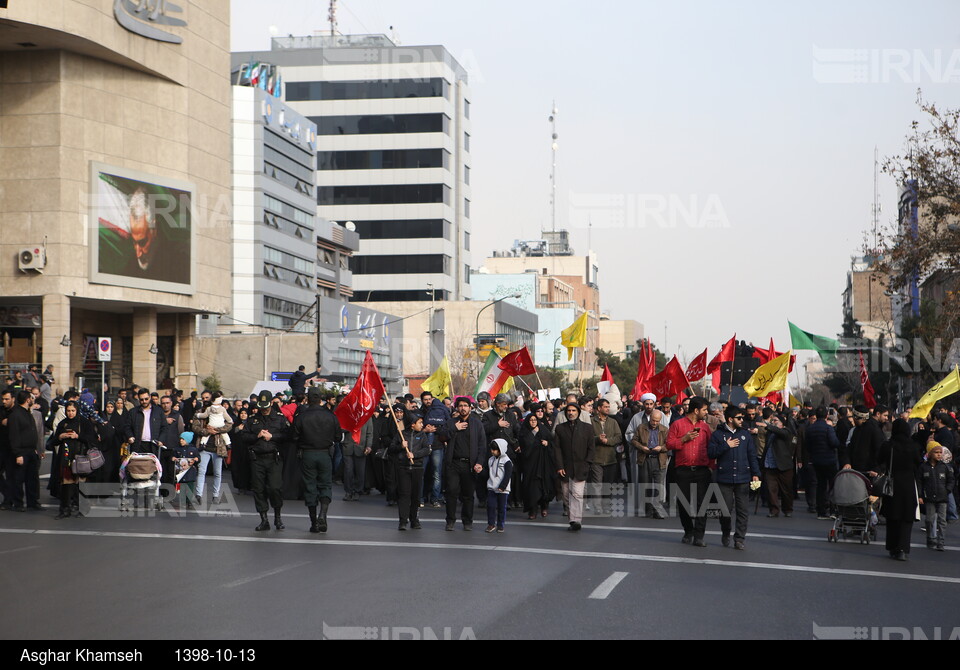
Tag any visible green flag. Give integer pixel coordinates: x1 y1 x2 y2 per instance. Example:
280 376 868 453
788 322 839 366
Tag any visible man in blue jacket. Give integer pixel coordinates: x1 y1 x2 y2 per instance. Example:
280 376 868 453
707 406 760 550
803 406 841 519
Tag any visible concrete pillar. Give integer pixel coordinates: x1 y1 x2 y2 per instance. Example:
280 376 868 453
41 294 71 393
175 313 197 392
132 307 157 390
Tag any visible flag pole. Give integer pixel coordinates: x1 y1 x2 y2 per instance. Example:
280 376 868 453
380 378 412 464
728 359 735 400
515 375 536 397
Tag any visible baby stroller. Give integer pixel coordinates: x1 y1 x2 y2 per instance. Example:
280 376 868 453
120 443 165 511
827 469 878 544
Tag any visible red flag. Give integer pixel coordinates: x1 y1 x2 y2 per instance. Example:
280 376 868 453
859 350 877 409
685 348 708 381
648 356 689 401
707 335 736 374
708 335 736 393
753 338 796 372
498 346 536 377
334 350 385 443
600 364 614 384
632 339 654 399
752 338 775 365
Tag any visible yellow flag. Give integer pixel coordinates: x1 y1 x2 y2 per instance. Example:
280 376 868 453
561 311 589 361
910 366 960 419
493 347 515 393
421 356 452 400
744 351 792 398
789 393 803 408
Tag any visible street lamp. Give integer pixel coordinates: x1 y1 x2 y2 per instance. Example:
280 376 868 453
474 294 522 379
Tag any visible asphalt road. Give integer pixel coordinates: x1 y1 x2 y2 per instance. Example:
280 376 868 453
2 479 959 641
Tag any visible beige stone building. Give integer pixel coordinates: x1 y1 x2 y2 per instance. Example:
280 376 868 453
0 0 232 392
598 317 644 358
842 256 895 342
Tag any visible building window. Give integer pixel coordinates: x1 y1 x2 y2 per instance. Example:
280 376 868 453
464 199 471 219
310 114 448 136
356 289 449 302
464 231 470 251
464 165 470 185
318 148 447 170
464 99 471 119
286 78 446 101
350 254 451 275
318 184 448 206
464 132 470 152
352 219 449 240
464 264 471 284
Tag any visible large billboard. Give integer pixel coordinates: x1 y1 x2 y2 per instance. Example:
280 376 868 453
89 162 195 294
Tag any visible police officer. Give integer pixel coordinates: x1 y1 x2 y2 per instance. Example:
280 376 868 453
293 388 342 533
240 390 289 531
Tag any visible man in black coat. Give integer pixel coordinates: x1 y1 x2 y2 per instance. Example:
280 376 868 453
294 388 342 533
438 396 486 531
0 389 14 506
126 389 175 453
804 407 840 519
288 365 321 396
241 393 290 531
6 390 41 510
840 406 883 476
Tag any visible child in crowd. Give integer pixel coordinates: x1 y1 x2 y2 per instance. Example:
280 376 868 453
174 431 200 510
919 442 954 551
485 438 513 534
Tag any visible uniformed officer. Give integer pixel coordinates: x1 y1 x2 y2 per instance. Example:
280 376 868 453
293 388 342 533
240 390 289 531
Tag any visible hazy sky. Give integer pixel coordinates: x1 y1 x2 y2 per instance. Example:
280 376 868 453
232 0 960 380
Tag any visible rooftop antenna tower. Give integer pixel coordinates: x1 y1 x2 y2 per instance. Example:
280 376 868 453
549 101 558 232
872 146 880 252
328 0 337 37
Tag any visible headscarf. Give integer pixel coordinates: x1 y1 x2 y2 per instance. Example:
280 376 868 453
891 418 911 439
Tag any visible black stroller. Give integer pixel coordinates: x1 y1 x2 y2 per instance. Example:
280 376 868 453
827 469 878 544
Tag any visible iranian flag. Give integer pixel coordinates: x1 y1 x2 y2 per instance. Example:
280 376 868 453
474 351 512 398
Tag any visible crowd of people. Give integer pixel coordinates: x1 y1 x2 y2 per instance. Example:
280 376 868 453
0 364 956 561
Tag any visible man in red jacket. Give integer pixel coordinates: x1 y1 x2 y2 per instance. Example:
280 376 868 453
666 397 713 546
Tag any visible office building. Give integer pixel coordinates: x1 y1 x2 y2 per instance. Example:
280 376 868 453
233 33 472 304
0 0 232 391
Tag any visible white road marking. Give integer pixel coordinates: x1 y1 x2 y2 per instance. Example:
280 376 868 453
0 544 40 555
588 571 629 599
74 505 960 552
2 527 958 586
223 561 311 588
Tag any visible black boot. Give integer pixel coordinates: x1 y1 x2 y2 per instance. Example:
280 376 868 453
308 506 320 533
255 512 270 531
318 498 330 533
274 509 284 530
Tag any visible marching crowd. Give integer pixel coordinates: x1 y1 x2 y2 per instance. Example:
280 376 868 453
0 365 956 560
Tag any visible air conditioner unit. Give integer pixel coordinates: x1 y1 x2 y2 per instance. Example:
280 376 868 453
18 246 46 272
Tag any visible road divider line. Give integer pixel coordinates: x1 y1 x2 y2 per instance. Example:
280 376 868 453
588 571 628 599
223 561 311 588
3 528 957 586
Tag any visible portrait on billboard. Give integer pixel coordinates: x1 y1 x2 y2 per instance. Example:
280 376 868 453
89 162 195 294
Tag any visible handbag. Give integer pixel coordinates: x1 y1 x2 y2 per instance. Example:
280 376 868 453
873 446 895 497
71 447 104 475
